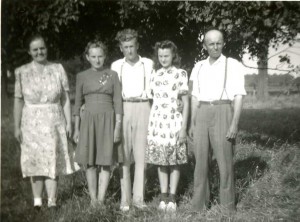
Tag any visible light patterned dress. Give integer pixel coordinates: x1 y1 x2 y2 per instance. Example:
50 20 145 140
145 66 188 166
14 61 79 179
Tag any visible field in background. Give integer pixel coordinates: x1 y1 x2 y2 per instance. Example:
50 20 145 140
1 97 300 221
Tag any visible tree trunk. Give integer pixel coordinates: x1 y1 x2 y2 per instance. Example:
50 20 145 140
257 49 269 101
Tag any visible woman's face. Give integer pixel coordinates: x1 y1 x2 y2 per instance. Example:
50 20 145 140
86 47 106 70
28 38 47 64
158 48 173 69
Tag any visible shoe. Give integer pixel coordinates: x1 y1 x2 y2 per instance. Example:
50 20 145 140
120 205 130 212
48 198 57 208
158 201 167 211
166 202 177 212
133 202 147 210
34 205 42 212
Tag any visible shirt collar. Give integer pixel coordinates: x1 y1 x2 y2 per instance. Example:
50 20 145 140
206 54 225 66
160 66 175 73
122 55 144 66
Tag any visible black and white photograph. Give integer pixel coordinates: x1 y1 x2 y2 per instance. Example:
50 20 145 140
1 0 300 221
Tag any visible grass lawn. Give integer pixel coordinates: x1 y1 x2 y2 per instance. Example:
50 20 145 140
1 98 300 221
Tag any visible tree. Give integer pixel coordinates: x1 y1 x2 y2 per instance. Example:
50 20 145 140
1 0 84 68
2 0 300 102
179 1 300 100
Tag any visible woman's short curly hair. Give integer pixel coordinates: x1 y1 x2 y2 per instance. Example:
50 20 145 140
115 29 138 44
84 40 107 56
153 40 181 71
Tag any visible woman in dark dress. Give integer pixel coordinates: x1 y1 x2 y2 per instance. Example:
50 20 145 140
73 40 123 206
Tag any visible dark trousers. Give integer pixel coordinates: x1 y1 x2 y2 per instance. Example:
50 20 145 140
192 103 235 212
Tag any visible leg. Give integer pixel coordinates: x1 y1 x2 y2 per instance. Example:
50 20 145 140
169 165 180 196
165 165 180 212
120 103 133 207
31 176 44 206
97 166 111 202
210 104 235 212
120 163 132 207
192 106 210 211
45 176 58 207
131 103 150 205
158 166 169 194
86 166 98 204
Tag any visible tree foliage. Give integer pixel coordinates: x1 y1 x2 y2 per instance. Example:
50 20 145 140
1 0 84 67
2 0 300 98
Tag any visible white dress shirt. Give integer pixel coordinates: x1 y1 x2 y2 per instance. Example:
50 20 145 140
189 54 246 101
111 56 153 99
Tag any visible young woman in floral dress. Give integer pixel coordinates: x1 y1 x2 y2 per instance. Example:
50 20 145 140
145 40 189 212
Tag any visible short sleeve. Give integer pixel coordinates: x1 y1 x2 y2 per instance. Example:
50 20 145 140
59 64 70 91
189 62 202 98
146 70 155 99
231 59 247 97
178 69 188 95
14 68 23 98
149 70 155 91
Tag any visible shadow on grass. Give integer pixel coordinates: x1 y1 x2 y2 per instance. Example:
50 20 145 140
234 156 268 203
239 108 300 146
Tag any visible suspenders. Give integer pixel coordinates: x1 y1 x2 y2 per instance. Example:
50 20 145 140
120 61 146 97
197 57 229 101
219 57 229 100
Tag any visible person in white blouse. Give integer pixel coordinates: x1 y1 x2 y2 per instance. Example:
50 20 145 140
189 28 246 213
111 29 153 211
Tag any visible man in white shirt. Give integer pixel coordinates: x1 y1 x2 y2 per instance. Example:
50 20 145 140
111 29 153 211
189 28 246 212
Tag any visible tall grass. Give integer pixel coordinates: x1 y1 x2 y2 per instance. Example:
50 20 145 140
1 98 300 221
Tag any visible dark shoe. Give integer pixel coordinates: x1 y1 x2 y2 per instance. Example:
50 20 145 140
34 206 41 212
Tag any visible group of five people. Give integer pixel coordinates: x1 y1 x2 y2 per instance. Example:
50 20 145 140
14 28 246 214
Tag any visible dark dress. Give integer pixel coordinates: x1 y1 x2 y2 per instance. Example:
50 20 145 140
74 68 123 166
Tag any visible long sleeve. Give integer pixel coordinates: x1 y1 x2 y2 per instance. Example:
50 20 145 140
112 71 123 115
73 74 84 116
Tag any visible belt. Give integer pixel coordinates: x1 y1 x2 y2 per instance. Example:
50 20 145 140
123 98 149 103
199 100 232 106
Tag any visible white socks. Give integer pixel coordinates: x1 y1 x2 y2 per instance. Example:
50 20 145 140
34 197 57 207
34 197 42 207
48 198 57 207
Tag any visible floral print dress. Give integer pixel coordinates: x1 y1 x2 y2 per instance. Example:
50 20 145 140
145 66 188 165
14 61 79 179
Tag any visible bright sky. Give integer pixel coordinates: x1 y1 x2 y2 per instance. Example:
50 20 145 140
242 34 300 76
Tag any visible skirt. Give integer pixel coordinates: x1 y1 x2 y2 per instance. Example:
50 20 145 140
75 102 122 166
21 103 79 179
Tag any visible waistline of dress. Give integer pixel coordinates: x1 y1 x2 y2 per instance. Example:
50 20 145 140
85 94 113 104
24 103 60 108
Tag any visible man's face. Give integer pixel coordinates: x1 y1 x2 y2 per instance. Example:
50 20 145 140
119 38 139 62
203 30 224 60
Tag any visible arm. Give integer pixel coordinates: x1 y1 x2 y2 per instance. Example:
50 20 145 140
112 71 123 143
14 98 24 143
178 94 189 144
226 95 243 140
73 115 80 143
73 74 84 143
114 114 122 143
188 80 198 138
61 91 72 138
189 95 198 138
